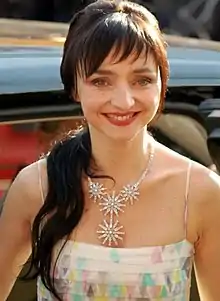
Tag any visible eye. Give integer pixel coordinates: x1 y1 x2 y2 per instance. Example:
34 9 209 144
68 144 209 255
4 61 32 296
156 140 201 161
134 77 152 87
91 78 109 87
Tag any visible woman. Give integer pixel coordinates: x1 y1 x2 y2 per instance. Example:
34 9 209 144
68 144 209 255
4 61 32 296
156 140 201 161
0 0 220 300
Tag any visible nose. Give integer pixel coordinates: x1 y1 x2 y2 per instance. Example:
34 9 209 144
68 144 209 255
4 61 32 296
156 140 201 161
111 85 135 110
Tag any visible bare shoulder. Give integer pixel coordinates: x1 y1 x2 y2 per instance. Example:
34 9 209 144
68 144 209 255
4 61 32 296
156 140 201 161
2 158 48 223
189 161 220 236
154 140 220 237
155 139 220 198
153 139 194 174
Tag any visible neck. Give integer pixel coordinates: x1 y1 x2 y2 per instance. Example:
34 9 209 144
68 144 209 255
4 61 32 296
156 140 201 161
89 127 152 182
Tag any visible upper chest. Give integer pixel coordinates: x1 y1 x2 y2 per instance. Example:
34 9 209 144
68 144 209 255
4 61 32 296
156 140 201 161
70 172 197 247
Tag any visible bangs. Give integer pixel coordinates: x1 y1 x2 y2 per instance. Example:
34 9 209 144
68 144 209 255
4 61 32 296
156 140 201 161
61 0 168 99
76 13 156 78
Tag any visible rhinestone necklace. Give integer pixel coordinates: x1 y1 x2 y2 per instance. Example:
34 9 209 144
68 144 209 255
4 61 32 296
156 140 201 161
88 142 154 247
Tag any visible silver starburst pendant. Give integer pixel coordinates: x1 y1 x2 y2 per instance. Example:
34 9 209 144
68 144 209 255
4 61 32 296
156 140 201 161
99 191 126 216
97 219 125 246
88 181 106 202
121 184 140 205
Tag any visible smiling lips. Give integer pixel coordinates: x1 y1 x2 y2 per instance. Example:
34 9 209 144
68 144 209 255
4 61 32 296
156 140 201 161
103 112 139 126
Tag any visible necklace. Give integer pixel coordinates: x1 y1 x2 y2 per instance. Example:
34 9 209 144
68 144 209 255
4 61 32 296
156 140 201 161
88 142 154 246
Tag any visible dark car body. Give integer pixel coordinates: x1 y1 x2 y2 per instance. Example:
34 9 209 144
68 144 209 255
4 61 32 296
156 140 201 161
1 19 220 301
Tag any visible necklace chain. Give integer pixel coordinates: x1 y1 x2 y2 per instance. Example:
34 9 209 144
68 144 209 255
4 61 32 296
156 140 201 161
88 141 154 246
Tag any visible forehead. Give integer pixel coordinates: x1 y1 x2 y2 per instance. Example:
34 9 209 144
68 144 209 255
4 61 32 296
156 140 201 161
100 48 157 70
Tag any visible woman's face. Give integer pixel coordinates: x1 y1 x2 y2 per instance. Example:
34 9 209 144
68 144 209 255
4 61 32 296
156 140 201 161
76 49 162 141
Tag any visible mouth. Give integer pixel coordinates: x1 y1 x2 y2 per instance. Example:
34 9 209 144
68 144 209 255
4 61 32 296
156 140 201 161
102 112 140 126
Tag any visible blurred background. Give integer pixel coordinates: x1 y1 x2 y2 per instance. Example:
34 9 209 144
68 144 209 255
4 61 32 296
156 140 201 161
0 0 220 41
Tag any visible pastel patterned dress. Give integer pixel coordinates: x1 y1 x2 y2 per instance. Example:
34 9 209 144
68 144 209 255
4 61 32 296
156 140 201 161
37 161 194 300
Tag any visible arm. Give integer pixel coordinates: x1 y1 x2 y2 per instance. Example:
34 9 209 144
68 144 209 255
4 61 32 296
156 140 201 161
0 164 42 301
194 169 220 301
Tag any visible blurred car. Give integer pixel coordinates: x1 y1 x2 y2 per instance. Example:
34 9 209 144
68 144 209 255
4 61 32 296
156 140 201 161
1 19 220 301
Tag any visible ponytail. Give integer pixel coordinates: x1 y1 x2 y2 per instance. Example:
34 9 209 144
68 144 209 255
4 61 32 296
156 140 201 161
22 128 92 300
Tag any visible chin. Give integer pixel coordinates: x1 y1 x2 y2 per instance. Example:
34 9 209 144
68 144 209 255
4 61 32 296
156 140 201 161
89 120 147 143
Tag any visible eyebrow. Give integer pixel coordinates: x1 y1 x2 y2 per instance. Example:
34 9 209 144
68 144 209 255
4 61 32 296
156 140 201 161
94 67 156 75
133 67 156 74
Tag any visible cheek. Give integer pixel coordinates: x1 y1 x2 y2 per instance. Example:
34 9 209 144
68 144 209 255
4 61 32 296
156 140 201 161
80 98 95 116
78 85 108 111
79 92 104 118
143 86 160 109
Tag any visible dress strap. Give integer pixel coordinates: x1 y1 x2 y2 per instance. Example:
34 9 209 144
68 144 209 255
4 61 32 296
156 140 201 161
37 160 45 203
184 161 192 238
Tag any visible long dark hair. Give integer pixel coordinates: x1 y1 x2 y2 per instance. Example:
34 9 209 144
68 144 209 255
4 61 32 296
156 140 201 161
23 1 169 300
